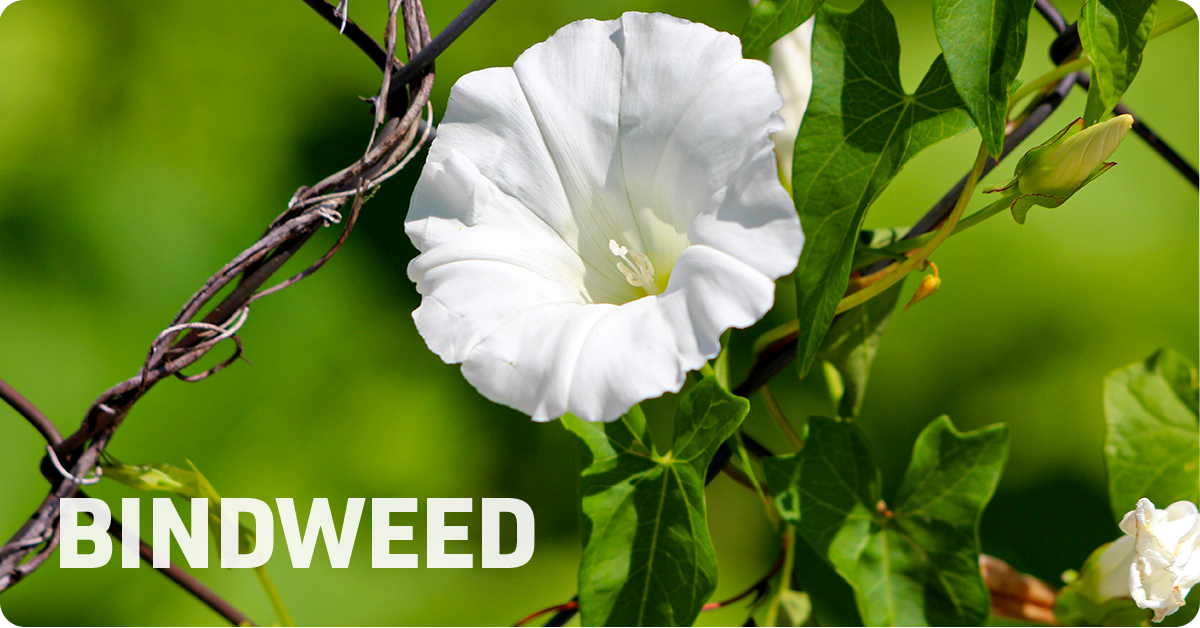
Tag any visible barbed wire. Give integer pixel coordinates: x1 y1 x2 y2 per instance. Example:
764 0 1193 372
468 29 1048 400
0 0 505 621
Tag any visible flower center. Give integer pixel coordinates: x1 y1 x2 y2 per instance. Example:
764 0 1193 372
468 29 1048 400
608 239 660 296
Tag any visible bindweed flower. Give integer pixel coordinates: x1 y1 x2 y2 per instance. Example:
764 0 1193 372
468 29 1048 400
405 13 803 422
984 114 1133 224
1097 498 1200 622
768 17 814 186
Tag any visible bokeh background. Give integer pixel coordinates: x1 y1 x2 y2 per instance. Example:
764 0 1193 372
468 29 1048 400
0 0 1195 625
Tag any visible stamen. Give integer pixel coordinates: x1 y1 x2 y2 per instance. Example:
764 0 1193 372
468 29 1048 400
608 239 660 295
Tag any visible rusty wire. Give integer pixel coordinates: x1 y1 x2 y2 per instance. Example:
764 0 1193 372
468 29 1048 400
0 0 458 620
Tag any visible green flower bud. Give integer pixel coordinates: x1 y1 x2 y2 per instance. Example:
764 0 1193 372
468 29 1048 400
984 114 1134 224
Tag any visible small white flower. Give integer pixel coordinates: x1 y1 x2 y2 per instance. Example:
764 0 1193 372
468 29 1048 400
405 12 803 422
768 17 814 184
1098 498 1200 622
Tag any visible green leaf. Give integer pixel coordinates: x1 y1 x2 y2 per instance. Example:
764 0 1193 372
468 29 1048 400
1055 587 1153 626
816 279 905 417
100 456 218 506
100 458 194 494
764 416 1009 626
792 535 864 626
933 0 1035 157
1103 348 1199 522
741 0 823 58
792 0 975 379
564 377 749 626
101 457 247 553
1080 0 1158 125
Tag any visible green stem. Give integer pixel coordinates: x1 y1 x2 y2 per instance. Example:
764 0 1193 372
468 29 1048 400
731 430 772 510
1009 57 1092 109
254 566 294 627
852 195 1015 270
1150 10 1196 40
837 142 990 314
764 527 797 627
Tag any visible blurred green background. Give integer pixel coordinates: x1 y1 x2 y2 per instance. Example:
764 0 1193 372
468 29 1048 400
0 0 1195 625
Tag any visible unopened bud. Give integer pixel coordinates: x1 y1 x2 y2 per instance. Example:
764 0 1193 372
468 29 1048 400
905 262 941 310
984 114 1134 224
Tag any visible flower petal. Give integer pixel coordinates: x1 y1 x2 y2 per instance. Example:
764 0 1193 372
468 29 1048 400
460 242 779 423
408 152 625 363
460 302 617 422
1098 535 1137 599
565 244 782 422
769 17 815 180
510 17 642 286
615 13 801 278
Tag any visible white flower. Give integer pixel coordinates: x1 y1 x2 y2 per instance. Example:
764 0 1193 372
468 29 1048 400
768 17 814 185
1098 498 1200 622
405 12 802 423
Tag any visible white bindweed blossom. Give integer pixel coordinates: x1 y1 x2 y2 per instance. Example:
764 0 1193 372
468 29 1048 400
768 17 814 184
405 12 802 422
1097 498 1200 622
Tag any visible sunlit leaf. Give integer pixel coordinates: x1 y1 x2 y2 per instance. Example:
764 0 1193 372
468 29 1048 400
1104 348 1199 522
1080 0 1158 124
934 0 1035 156
565 377 748 626
792 0 974 378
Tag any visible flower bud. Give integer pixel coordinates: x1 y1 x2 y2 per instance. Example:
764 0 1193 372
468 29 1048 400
984 114 1134 224
905 262 940 310
1018 114 1132 197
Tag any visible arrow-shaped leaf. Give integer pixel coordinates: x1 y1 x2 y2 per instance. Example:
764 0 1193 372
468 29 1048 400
565 377 749 626
764 416 1008 626
792 0 975 378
